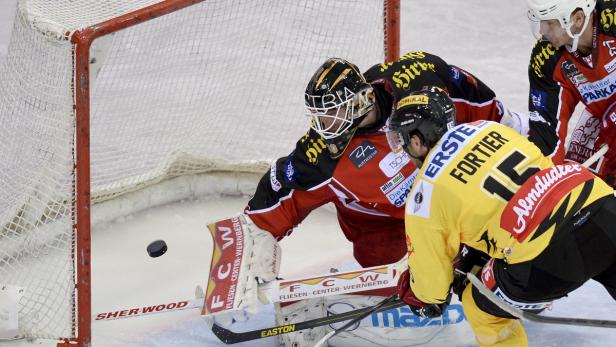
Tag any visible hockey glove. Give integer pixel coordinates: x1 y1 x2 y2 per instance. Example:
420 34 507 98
396 269 447 318
595 105 616 186
451 245 490 300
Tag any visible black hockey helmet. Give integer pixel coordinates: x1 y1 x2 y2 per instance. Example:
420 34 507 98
305 58 374 159
386 87 456 157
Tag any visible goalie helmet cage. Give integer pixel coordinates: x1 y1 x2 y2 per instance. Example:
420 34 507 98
0 0 399 345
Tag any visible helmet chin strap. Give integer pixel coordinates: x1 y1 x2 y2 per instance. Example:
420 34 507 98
565 12 592 52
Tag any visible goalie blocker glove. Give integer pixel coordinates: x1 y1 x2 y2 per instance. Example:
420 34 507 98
206 214 281 326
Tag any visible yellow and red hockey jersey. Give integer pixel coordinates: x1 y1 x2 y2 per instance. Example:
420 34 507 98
404 121 614 304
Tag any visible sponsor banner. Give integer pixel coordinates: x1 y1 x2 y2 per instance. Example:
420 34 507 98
386 171 418 207
348 140 378 169
370 304 466 328
577 73 616 103
396 94 429 109
380 172 405 194
500 163 594 242
493 288 552 311
605 57 616 73
379 151 411 177
204 217 245 315
423 123 486 182
275 265 395 302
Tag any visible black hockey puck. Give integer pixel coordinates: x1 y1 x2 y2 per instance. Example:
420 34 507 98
147 239 168 258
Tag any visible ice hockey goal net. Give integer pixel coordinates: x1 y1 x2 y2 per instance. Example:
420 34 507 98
0 0 399 344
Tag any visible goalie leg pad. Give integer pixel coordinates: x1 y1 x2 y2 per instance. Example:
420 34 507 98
275 294 447 347
275 298 329 347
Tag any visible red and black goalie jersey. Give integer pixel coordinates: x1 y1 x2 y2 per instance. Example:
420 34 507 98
245 51 504 267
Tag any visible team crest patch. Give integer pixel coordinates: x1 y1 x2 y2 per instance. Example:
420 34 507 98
561 59 588 87
449 66 462 85
529 89 548 111
348 140 378 169
407 179 433 218
283 159 299 183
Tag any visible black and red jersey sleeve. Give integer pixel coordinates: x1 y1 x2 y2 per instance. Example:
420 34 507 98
443 64 501 124
527 40 577 163
245 130 337 238
363 51 502 125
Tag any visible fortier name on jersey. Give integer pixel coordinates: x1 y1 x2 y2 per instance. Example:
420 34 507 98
450 130 510 184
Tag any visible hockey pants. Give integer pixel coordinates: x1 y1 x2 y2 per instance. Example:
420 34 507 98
463 195 616 346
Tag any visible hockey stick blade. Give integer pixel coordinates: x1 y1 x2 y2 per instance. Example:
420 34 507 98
467 272 616 328
208 297 406 344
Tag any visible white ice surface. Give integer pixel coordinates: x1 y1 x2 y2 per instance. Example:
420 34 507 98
1 1 615 346
88 197 354 347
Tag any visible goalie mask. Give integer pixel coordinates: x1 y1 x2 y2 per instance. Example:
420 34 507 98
305 58 375 159
386 87 456 159
527 0 596 51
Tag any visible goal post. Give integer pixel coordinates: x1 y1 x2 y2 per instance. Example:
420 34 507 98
0 0 399 345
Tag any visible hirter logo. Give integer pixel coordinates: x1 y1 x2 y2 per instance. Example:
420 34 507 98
500 164 594 242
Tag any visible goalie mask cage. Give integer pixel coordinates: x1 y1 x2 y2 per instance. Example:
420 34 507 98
0 0 399 345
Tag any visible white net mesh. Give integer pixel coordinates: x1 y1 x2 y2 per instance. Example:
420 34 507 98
0 0 388 340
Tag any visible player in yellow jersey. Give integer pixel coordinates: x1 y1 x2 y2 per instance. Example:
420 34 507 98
386 87 616 346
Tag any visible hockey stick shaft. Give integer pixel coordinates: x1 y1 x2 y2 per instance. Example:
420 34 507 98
94 298 202 322
209 297 405 344
467 272 616 328
582 143 608 168
313 294 399 347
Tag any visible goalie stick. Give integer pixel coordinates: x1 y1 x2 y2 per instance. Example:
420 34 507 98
467 272 616 328
204 214 406 316
94 260 404 322
207 295 405 344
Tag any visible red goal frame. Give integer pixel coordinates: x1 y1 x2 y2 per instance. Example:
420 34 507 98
66 1 399 345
